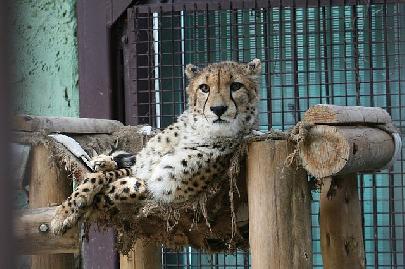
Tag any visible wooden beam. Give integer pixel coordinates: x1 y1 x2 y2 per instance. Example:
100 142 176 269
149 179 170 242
120 240 161 269
303 104 392 125
299 125 395 178
14 114 123 134
15 207 79 255
247 140 312 269
320 175 365 269
28 145 76 268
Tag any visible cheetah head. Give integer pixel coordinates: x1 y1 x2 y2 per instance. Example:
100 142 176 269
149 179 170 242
185 59 261 137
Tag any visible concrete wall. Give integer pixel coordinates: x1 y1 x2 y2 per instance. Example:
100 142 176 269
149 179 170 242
12 0 79 117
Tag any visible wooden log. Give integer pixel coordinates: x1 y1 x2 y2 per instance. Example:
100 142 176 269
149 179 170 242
247 140 312 269
28 145 76 268
299 125 395 178
120 240 161 269
14 114 123 134
15 207 79 255
303 104 392 125
320 175 365 269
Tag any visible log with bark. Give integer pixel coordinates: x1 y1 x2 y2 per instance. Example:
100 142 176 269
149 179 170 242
299 125 395 178
298 105 400 269
299 105 401 178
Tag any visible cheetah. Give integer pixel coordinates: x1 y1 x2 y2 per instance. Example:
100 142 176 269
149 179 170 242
50 59 261 234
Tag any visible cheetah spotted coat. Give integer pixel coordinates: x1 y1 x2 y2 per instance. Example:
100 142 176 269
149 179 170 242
50 59 261 234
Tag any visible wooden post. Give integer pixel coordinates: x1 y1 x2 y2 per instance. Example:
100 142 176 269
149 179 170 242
320 175 365 269
247 140 312 269
301 105 395 268
120 240 161 269
29 145 75 269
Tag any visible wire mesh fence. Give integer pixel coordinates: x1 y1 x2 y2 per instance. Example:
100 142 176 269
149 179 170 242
119 0 405 268
162 248 250 268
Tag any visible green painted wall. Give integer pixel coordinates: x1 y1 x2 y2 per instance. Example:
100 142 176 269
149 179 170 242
12 4 80 267
12 0 79 117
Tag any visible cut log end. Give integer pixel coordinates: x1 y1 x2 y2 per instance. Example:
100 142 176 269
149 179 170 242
299 125 350 178
299 125 395 178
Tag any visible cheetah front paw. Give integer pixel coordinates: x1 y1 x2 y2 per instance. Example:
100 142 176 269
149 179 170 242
91 154 117 172
50 205 80 235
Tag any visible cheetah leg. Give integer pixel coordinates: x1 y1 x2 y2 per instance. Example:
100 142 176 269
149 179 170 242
50 168 131 235
93 177 147 211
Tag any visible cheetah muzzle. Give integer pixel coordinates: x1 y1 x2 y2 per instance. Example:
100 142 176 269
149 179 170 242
50 59 261 235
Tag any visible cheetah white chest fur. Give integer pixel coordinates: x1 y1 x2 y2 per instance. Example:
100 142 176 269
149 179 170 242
132 110 244 203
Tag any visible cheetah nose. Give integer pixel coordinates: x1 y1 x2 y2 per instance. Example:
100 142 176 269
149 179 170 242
210 106 228 117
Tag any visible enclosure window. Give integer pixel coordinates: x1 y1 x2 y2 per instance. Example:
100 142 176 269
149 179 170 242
120 1 405 268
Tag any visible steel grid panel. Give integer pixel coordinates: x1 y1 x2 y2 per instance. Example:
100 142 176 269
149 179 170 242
121 0 405 268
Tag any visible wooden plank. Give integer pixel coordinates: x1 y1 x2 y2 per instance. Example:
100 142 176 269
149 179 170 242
14 114 123 134
15 207 79 255
299 125 395 178
320 175 365 269
120 240 161 269
303 104 392 125
29 145 76 268
247 140 312 269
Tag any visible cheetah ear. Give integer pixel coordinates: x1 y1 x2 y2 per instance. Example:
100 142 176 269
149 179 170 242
185 64 200 79
246 58 262 76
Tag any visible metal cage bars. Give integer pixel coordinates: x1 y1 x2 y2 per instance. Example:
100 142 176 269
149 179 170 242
120 0 405 268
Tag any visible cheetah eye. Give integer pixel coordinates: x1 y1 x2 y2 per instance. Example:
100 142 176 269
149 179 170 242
199 84 210 93
230 82 244 92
